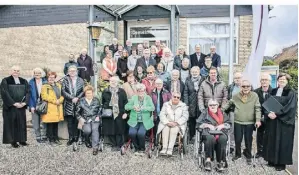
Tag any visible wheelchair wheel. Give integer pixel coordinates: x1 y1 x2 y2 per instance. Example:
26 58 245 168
183 134 188 154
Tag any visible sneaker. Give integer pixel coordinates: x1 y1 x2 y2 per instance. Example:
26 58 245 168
160 148 167 155
166 150 173 156
204 161 212 171
216 162 224 172
246 158 252 165
232 155 241 161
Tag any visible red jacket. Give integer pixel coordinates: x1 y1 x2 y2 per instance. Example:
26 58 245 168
142 77 157 95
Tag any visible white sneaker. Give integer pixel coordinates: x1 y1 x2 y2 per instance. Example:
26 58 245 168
160 148 167 155
166 150 173 156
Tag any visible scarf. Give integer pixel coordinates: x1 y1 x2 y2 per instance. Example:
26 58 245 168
191 76 200 92
109 87 119 119
208 108 224 140
51 83 61 99
171 80 180 94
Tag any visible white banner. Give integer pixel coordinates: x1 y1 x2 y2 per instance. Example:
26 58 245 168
243 5 269 89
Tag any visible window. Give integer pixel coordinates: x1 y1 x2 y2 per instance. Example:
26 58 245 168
187 17 239 65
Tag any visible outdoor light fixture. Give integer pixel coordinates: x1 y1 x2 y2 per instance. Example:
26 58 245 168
88 23 104 40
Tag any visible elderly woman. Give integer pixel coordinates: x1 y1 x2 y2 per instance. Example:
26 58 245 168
141 66 157 95
160 48 174 73
197 99 231 172
183 66 203 142
124 83 155 154
41 72 64 146
156 62 171 84
122 71 138 100
116 49 129 82
127 47 141 71
263 73 297 171
134 66 146 83
151 79 172 139
180 58 191 84
165 69 185 96
76 85 101 155
100 50 117 81
150 45 161 65
174 45 190 70
101 76 128 151
157 92 189 156
29 68 47 143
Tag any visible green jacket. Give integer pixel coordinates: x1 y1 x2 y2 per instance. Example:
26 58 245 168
125 95 155 130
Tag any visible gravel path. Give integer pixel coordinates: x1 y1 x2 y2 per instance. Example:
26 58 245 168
0 113 290 175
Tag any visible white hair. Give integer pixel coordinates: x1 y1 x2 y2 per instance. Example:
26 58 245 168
182 57 190 63
32 67 46 77
172 91 181 97
208 99 219 106
155 78 163 84
260 73 272 81
136 83 146 91
171 69 180 76
241 79 251 85
191 66 200 72
110 76 120 82
11 65 21 71
68 65 78 72
195 44 201 48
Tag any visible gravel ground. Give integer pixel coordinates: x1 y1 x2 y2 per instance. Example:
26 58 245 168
0 113 289 175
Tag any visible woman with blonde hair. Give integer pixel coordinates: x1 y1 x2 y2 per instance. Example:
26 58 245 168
29 67 47 143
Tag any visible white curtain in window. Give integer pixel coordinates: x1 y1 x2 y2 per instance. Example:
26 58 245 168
190 24 229 36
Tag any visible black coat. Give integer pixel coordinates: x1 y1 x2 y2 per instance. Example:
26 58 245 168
183 77 204 118
134 57 156 72
207 53 221 68
190 52 206 69
101 87 128 135
164 80 185 99
77 54 94 82
150 54 162 66
116 57 128 82
109 44 118 54
61 76 85 116
263 86 297 165
76 97 101 122
173 54 190 70
254 86 272 116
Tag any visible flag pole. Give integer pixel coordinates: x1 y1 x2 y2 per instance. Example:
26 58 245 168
229 5 234 84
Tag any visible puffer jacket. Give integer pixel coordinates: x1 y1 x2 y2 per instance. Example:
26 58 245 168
61 76 85 116
183 76 204 117
76 97 101 122
198 78 228 111
196 108 231 135
157 101 189 136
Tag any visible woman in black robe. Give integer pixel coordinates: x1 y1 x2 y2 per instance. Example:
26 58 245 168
1 66 30 148
263 73 297 171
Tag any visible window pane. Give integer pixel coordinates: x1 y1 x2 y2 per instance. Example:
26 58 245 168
190 24 229 36
188 38 236 64
130 26 169 39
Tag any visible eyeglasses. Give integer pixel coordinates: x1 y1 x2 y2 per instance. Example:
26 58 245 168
147 72 154 74
209 104 218 107
173 96 180 99
242 85 251 88
14 70 20 72
261 79 269 81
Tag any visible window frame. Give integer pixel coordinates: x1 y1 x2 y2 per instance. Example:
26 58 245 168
187 17 239 65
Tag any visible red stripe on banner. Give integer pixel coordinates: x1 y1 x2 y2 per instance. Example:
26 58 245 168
255 5 264 51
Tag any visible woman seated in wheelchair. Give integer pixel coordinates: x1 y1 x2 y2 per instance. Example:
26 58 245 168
76 85 102 155
124 83 155 155
196 99 231 172
157 91 189 156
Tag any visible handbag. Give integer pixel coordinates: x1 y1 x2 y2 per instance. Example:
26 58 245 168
101 108 113 118
36 99 48 115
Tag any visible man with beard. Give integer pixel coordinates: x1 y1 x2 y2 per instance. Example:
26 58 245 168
64 54 78 75
1 66 30 148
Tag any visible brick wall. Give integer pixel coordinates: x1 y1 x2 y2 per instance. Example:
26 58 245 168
179 18 188 50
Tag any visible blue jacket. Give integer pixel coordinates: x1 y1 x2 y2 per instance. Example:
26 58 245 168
29 78 47 109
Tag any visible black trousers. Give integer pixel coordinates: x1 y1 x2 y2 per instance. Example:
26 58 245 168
188 117 197 140
66 115 79 140
47 122 58 142
234 123 254 158
203 134 227 162
256 122 265 153
108 135 124 148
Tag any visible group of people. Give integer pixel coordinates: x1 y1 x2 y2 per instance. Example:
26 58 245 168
0 38 297 173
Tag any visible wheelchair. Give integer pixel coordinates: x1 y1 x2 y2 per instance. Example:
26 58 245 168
154 127 189 159
194 127 230 172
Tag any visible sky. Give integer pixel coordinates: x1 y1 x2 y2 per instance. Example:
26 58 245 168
264 5 298 56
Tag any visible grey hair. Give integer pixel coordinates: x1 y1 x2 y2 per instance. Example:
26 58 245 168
155 78 163 84
136 83 146 91
241 79 251 85
260 73 272 81
110 76 120 82
195 44 201 48
11 65 21 71
208 99 219 106
172 91 181 97
191 66 200 72
171 69 180 76
68 65 78 72
32 67 46 77
182 57 190 63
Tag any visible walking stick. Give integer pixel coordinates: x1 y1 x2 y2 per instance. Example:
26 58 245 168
253 125 258 168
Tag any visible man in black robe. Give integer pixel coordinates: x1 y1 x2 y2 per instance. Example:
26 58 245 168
1 66 30 148
263 73 297 171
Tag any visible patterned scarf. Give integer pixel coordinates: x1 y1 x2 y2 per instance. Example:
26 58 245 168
191 76 200 92
109 86 119 119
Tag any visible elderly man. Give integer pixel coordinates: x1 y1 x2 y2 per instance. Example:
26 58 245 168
135 49 157 71
64 54 78 75
77 48 94 82
113 45 123 63
207 46 221 70
226 72 243 153
143 40 150 49
253 73 272 158
137 43 144 56
109 38 119 54
198 67 228 112
222 79 261 165
124 40 132 55
165 69 185 97
1 66 30 148
190 44 206 69
62 65 85 146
